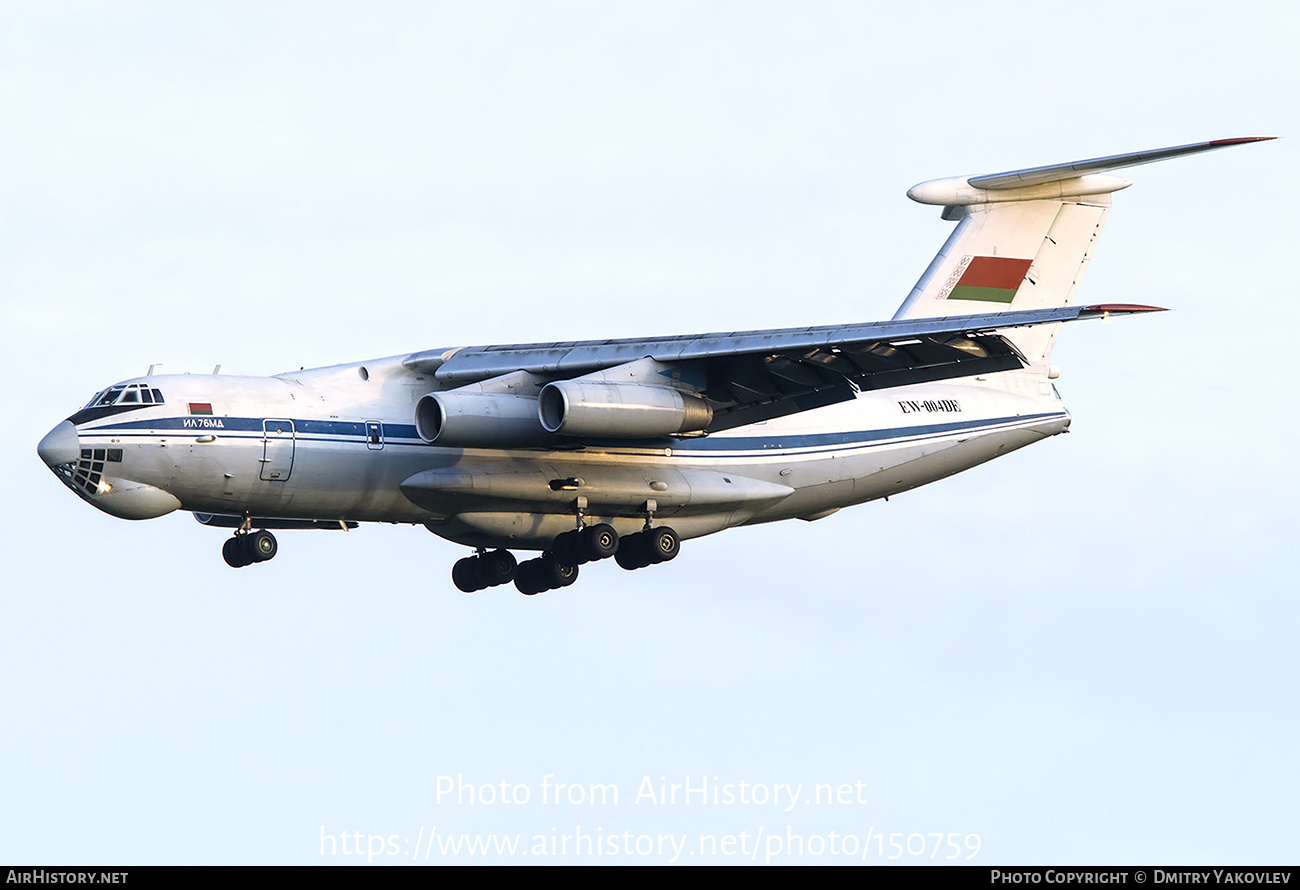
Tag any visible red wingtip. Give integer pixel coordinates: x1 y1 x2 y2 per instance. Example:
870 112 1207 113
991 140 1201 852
1209 136 1278 146
1083 303 1168 313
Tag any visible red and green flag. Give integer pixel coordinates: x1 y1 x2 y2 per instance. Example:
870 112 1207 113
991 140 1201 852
947 256 1032 304
188 402 213 415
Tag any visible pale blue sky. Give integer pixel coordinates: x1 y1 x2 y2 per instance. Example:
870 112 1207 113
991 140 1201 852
2 0 1296 864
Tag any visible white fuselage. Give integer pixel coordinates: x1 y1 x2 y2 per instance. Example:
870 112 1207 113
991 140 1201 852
44 355 1069 551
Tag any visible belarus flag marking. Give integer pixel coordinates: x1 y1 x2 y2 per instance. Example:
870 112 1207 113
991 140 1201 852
947 256 1033 304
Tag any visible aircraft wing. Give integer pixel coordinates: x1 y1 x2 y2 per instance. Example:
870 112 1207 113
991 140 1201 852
404 303 1158 434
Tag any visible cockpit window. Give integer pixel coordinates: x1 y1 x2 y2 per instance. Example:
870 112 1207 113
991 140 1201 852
95 387 125 407
83 384 165 409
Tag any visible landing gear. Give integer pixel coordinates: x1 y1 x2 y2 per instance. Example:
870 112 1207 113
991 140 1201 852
448 546 580 596
452 549 519 592
514 553 579 595
614 526 680 571
445 512 681 593
510 511 620 595
551 523 619 565
222 529 278 568
615 500 680 572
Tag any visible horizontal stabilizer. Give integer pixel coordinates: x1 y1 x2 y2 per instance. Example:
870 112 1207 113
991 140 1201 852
968 137 1275 190
907 137 1276 206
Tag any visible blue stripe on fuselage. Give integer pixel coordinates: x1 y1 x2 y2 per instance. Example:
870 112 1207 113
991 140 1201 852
73 412 1066 457
79 416 422 439
671 412 1065 452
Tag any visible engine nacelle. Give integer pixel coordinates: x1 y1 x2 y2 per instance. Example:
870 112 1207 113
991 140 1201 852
538 381 713 438
415 391 549 446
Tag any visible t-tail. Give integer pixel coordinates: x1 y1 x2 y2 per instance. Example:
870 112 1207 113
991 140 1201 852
893 137 1275 364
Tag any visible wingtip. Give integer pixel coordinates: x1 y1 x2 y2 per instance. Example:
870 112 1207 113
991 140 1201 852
1082 303 1168 315
1208 136 1278 146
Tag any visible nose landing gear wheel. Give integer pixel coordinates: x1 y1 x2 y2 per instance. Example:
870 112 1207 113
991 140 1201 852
223 530 278 568
247 530 278 562
222 537 248 568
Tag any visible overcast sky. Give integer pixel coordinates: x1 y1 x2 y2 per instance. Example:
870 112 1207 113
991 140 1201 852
2 0 1296 865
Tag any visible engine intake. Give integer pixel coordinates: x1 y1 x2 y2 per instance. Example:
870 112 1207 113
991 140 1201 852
538 381 712 438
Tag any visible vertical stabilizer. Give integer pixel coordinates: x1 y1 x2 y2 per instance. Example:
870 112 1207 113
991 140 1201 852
893 138 1274 363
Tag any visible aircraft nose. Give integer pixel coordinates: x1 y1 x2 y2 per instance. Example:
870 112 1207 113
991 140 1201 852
37 420 81 467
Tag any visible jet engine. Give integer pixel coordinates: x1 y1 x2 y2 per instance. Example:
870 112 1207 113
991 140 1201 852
538 381 713 438
415 391 549 447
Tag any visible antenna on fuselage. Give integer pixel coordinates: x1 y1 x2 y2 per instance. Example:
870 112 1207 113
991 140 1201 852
212 364 222 375
147 363 160 376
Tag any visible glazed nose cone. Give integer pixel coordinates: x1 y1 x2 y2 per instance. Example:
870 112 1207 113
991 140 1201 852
37 420 81 467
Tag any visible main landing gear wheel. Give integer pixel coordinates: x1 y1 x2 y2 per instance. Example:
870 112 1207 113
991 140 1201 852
514 553 578 596
615 526 679 571
222 530 278 568
645 526 680 563
580 523 619 561
452 549 519 593
552 523 620 566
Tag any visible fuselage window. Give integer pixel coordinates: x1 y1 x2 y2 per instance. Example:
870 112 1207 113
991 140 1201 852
141 389 153 403
152 389 164 404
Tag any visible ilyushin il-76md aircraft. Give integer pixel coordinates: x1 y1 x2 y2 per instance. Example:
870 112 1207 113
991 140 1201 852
38 138 1271 594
